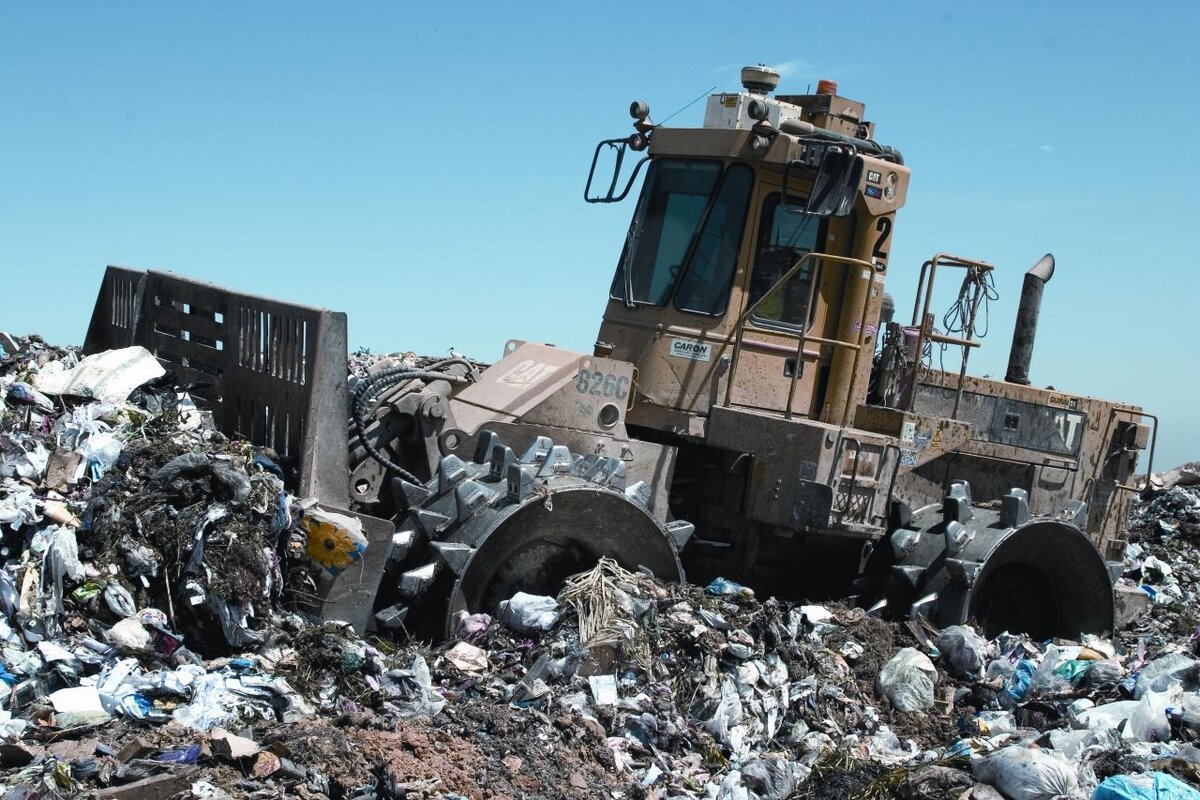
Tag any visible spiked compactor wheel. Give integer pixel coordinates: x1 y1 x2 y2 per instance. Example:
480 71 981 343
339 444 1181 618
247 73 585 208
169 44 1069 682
866 480 1116 639
372 431 692 639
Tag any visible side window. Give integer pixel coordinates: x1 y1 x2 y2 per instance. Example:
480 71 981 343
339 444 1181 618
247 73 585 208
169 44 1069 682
674 164 754 316
748 195 822 330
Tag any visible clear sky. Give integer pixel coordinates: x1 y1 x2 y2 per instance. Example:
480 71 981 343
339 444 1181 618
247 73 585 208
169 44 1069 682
2 2 1197 470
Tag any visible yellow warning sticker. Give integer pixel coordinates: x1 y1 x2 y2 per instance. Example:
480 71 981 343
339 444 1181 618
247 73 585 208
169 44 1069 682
931 429 943 448
1047 393 1071 408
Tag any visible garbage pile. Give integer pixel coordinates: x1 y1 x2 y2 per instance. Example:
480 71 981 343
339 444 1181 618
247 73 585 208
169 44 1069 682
424 557 1200 800
1 333 1200 799
1120 469 1200 641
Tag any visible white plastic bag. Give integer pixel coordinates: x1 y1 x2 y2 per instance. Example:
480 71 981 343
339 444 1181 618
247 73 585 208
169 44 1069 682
1125 689 1173 743
1073 700 1138 732
497 592 560 633
300 506 367 578
878 647 937 711
1029 644 1074 696
1135 653 1198 698
34 346 165 403
973 746 1081 800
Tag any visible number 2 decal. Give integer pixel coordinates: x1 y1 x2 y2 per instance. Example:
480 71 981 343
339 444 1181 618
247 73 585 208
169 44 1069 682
872 216 892 260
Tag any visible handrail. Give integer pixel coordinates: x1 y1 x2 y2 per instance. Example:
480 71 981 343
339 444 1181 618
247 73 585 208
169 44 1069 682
721 251 879 424
1109 409 1158 493
907 252 995 417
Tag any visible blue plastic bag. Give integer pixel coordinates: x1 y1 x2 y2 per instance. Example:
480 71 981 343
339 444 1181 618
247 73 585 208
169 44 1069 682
1000 659 1036 707
706 577 753 598
155 743 201 764
1093 772 1200 800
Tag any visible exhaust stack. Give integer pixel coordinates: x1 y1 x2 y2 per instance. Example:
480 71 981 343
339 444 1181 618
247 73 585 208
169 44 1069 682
1005 254 1055 385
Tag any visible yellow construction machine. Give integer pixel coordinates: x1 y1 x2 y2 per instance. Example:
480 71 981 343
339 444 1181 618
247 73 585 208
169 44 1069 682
85 66 1154 640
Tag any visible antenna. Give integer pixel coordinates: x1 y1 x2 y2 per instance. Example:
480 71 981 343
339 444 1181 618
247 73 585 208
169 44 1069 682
657 85 717 127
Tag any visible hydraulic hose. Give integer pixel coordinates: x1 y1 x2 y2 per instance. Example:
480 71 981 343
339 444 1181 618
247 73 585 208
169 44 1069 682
351 358 475 484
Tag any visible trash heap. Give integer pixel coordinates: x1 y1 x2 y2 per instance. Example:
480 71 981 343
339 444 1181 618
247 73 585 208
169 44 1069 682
0 336 460 796
0 333 1199 799
1120 467 1200 640
424 557 1200 800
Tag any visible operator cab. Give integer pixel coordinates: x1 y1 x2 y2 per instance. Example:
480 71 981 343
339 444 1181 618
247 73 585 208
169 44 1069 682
588 66 909 435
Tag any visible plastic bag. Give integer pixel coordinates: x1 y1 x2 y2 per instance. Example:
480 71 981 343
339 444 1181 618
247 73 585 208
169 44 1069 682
1135 653 1198 698
972 746 1080 800
1126 689 1172 743
444 641 488 674
1053 659 1092 687
1048 728 1099 761
939 625 988 677
172 672 239 731
75 431 123 481
0 434 49 481
1000 660 1037 708
386 655 446 719
704 676 748 755
300 507 367 578
0 481 40 530
454 611 492 639
1093 772 1200 800
976 710 1018 735
1082 659 1124 690
1073 700 1138 732
739 756 803 800
103 582 136 617
877 647 937 711
1029 644 1073 696
707 577 754 598
497 592 560 633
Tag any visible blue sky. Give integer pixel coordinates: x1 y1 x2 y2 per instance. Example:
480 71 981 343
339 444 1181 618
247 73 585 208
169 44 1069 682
2 2 1197 470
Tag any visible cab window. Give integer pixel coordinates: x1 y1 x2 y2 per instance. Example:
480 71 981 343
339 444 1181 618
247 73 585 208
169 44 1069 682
748 194 823 330
674 164 754 316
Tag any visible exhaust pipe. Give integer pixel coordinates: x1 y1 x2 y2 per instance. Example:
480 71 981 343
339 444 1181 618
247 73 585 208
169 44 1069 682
1005 254 1055 385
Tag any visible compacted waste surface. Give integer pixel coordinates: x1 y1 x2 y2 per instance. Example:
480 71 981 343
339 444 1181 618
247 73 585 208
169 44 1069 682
0 334 1197 799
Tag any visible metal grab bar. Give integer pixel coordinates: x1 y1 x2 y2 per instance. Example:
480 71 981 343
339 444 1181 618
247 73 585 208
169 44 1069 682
1109 409 1158 493
908 253 995 417
721 252 879 424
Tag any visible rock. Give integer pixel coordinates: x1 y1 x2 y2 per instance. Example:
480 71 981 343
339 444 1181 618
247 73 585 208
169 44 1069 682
92 771 197 800
209 727 260 760
0 742 41 767
48 736 99 762
252 751 282 778
1114 583 1152 629
115 737 156 763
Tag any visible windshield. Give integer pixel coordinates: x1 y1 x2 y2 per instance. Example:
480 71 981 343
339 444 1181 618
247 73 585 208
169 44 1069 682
611 159 752 316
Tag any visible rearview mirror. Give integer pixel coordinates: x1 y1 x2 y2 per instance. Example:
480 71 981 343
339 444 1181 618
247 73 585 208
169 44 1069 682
782 145 863 217
585 137 650 204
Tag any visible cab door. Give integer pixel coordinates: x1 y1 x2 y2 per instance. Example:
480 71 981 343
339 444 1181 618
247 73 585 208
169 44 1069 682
726 184 837 417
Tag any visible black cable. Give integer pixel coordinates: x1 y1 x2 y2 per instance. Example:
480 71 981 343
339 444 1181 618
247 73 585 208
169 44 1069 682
350 361 474 484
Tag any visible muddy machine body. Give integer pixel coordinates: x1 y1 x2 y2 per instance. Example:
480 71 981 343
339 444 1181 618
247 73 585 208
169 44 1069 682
86 67 1151 639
